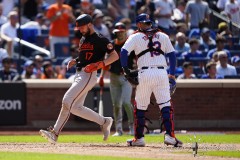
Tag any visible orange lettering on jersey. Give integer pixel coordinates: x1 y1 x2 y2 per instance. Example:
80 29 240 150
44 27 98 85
85 52 93 60
81 43 94 50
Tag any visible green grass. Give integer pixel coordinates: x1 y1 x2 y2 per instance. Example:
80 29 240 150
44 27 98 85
0 133 239 159
0 134 239 144
0 152 160 160
203 151 240 158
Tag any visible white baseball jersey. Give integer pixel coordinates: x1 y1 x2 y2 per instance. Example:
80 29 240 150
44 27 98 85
122 30 174 110
122 31 175 69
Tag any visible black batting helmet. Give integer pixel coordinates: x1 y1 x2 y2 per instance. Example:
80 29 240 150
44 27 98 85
112 22 126 33
75 14 92 27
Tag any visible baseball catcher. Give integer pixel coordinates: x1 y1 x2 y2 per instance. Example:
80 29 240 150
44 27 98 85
120 13 183 147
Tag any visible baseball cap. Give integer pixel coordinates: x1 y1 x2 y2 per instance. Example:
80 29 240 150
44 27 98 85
201 27 210 34
41 3 49 11
36 13 44 19
24 60 34 67
218 22 228 30
42 61 52 69
136 13 152 24
92 10 104 20
112 22 126 33
75 14 92 28
2 57 13 63
231 56 240 64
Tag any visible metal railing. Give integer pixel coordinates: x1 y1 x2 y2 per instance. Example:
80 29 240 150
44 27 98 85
14 37 51 58
210 9 240 31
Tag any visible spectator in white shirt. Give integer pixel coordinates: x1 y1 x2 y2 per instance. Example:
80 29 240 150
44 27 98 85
224 0 240 34
216 51 237 77
0 11 18 57
93 10 111 40
154 0 175 34
217 0 228 11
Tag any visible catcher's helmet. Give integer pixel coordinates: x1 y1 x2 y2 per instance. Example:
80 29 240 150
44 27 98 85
136 13 152 24
75 14 92 27
112 22 126 33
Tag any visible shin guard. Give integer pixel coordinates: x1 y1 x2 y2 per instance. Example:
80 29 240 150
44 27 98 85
134 108 145 139
160 105 175 137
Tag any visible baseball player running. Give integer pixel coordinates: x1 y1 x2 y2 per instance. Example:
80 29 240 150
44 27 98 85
120 13 183 147
39 14 119 143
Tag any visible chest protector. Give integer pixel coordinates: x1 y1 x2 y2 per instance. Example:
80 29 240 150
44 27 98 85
137 28 164 58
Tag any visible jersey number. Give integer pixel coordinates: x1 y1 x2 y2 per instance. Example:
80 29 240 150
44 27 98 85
85 52 93 60
148 41 161 57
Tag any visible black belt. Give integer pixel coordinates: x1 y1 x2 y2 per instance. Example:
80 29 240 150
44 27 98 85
141 66 164 70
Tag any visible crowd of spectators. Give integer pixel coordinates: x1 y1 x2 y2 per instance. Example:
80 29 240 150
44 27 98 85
0 0 240 82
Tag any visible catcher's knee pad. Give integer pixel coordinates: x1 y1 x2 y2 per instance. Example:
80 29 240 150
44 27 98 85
134 108 145 139
161 106 175 137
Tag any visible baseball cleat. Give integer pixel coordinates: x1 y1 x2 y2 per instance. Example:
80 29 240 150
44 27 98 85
127 137 145 147
39 126 58 144
112 131 123 137
164 134 183 147
101 117 113 141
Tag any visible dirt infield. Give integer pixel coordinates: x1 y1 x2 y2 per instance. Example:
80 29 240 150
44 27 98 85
0 142 239 160
0 131 239 160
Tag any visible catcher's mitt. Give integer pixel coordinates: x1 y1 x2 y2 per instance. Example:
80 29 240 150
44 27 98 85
122 67 139 85
125 71 139 85
169 77 176 96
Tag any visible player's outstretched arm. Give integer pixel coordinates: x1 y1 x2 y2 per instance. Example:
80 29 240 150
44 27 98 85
84 50 119 73
66 59 76 71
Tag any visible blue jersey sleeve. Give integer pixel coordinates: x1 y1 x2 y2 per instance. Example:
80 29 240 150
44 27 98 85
166 51 176 75
120 48 129 67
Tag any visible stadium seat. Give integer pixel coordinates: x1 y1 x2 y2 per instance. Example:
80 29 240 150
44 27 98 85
225 44 240 50
226 36 239 44
236 66 240 75
189 57 210 66
224 75 240 79
193 66 205 78
54 43 70 65
233 44 240 50
202 51 208 57
209 44 216 50
41 29 49 35
230 50 240 57
36 35 49 48
19 28 39 43
177 57 185 67
12 58 26 74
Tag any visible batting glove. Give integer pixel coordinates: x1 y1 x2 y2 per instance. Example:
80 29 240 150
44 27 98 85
84 61 105 73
